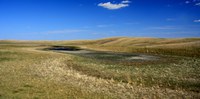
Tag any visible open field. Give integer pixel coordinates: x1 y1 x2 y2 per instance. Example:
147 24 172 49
0 37 200 98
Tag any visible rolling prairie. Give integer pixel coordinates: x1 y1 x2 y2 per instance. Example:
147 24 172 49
0 37 200 99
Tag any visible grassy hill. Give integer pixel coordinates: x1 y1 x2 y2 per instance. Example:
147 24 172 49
1 37 200 57
0 37 200 98
60 37 200 57
2 37 200 47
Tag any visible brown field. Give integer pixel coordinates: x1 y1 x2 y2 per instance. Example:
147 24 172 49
0 37 200 98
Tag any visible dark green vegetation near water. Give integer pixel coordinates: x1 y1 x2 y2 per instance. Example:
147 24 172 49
0 37 200 98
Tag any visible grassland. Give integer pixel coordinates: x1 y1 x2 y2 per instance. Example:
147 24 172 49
0 37 200 98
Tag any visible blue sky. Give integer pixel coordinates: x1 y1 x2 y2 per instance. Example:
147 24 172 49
0 0 200 40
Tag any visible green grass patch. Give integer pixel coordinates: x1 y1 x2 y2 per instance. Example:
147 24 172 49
0 57 12 62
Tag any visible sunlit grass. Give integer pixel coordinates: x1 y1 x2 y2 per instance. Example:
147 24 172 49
67 55 200 91
0 38 200 98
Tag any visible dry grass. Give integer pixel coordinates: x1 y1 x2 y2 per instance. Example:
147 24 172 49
73 37 200 57
0 46 111 99
0 37 200 98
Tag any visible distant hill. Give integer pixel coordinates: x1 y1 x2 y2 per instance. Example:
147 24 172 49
1 37 200 57
63 37 200 48
62 37 200 57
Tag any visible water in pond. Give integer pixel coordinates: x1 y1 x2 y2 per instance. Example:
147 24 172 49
48 46 159 62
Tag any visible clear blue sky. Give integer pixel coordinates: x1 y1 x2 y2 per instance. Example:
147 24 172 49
0 0 200 40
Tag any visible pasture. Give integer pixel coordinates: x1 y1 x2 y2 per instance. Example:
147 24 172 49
0 37 200 98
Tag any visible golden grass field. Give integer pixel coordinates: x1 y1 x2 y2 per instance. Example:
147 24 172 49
0 37 200 99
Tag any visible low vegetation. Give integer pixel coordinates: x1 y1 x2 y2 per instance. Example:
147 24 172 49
0 37 200 98
79 37 200 57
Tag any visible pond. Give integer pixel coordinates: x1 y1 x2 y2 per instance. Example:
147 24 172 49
47 46 160 64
